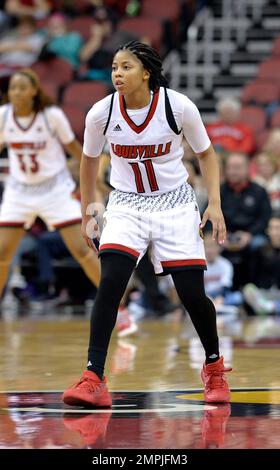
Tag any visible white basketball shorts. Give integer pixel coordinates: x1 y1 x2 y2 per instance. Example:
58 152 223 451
99 196 206 275
0 172 82 230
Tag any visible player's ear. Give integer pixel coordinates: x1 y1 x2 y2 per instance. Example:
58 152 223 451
143 69 150 81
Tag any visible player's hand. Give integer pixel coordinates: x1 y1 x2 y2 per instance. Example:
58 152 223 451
81 215 100 253
200 203 226 245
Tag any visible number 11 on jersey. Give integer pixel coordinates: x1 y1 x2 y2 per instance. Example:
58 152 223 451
129 160 159 193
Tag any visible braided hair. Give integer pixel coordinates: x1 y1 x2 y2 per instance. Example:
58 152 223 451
115 41 169 91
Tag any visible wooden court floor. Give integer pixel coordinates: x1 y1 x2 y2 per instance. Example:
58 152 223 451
0 314 280 449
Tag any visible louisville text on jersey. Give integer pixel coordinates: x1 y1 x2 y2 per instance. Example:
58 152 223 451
10 141 46 150
111 141 172 159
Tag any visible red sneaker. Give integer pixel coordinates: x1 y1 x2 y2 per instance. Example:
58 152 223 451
116 307 138 337
62 371 112 408
63 412 112 447
201 404 231 448
201 356 232 403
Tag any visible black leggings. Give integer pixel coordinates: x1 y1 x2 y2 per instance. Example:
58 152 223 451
87 253 219 378
171 270 219 361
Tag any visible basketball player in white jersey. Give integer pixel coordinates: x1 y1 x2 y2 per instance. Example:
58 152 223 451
63 41 232 408
0 68 100 304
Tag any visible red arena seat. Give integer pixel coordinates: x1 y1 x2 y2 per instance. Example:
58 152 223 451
241 80 280 106
62 81 108 111
240 106 266 134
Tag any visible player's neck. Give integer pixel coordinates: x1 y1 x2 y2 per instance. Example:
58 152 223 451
13 104 35 117
123 87 151 110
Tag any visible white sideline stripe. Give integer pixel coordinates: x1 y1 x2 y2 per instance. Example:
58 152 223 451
1 386 280 394
3 404 213 414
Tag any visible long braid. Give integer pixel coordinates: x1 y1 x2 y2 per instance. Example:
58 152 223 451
115 41 169 91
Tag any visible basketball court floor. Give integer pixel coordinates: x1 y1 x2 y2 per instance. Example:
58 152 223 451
0 313 280 449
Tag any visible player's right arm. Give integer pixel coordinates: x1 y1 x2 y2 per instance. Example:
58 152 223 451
80 153 100 252
80 97 108 251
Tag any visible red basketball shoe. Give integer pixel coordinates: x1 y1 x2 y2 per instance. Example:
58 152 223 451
63 412 112 447
201 404 231 448
62 371 112 408
201 356 232 403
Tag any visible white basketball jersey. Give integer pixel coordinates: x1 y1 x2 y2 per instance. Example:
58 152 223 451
0 104 73 184
84 87 211 196
105 88 187 195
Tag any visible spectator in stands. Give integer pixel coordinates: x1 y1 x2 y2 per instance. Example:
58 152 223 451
204 231 242 315
183 158 208 213
79 6 141 81
243 215 280 315
263 128 280 165
0 0 11 33
206 97 256 156
5 0 52 20
41 13 83 69
100 0 130 17
79 7 114 81
181 138 225 212
0 16 45 71
253 152 280 215
221 152 272 289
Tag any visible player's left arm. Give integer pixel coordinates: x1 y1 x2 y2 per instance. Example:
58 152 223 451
49 106 81 161
196 144 226 244
64 139 83 178
64 139 83 162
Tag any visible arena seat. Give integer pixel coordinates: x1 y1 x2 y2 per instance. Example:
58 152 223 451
41 80 59 102
271 107 280 128
118 17 163 52
62 81 108 111
241 80 280 106
256 128 270 150
141 0 180 21
62 105 86 143
258 59 280 81
68 16 94 42
272 36 280 57
32 58 73 89
240 106 266 134
50 0 90 14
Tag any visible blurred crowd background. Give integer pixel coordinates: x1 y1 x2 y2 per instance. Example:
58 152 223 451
0 0 279 322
